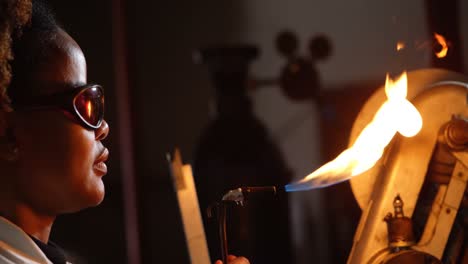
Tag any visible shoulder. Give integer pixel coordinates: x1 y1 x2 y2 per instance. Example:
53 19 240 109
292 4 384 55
0 217 52 264
0 241 42 263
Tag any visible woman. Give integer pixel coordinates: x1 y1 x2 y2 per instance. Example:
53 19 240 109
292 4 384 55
0 1 249 263
0 0 109 263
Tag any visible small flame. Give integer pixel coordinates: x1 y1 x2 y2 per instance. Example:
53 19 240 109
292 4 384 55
87 101 92 118
285 72 422 192
434 33 448 58
396 42 405 51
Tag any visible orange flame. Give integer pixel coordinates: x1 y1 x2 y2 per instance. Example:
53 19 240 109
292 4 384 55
434 33 448 58
285 72 423 191
396 41 405 51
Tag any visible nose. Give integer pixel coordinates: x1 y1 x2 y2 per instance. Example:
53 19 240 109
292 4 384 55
95 120 109 141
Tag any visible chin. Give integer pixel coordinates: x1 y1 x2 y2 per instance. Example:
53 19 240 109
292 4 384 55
64 182 105 213
85 182 106 207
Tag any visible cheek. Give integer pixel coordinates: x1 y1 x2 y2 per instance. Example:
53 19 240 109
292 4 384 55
17 114 94 171
14 113 100 211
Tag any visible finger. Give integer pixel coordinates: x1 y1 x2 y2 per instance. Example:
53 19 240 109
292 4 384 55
227 255 237 261
214 260 222 264
230 256 250 264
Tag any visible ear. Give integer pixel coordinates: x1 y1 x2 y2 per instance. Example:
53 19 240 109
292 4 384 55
0 110 18 162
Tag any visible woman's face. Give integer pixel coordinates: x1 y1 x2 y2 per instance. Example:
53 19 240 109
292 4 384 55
11 28 109 214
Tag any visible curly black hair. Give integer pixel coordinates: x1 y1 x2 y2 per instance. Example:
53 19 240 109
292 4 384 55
0 0 60 111
0 0 31 110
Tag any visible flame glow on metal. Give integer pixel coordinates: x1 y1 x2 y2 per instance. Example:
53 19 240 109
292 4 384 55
396 42 405 51
87 101 92 118
434 33 448 58
285 72 423 192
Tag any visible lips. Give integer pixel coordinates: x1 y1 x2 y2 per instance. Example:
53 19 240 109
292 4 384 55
94 148 109 175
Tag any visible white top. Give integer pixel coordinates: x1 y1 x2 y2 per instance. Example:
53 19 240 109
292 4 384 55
0 216 53 264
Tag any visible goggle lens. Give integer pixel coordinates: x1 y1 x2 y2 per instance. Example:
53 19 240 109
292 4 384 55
74 86 104 128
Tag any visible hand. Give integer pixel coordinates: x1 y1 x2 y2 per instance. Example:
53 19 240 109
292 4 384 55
214 255 250 264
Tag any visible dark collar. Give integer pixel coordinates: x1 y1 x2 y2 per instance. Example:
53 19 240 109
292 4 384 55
28 235 67 264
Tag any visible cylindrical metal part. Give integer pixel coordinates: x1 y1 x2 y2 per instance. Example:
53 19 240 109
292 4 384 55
385 217 416 248
444 117 468 150
384 195 416 248
382 250 441 264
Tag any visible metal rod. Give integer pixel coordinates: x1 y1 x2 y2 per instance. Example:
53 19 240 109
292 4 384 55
222 185 284 204
218 204 228 264
216 185 284 263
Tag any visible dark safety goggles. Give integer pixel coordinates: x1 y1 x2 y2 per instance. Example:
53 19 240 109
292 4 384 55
12 84 104 130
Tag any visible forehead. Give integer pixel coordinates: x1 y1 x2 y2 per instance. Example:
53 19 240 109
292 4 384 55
32 29 87 95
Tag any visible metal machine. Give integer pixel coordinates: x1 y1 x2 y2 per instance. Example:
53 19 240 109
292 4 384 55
347 68 468 264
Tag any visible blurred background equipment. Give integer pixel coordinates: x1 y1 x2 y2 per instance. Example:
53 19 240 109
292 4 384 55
192 44 293 264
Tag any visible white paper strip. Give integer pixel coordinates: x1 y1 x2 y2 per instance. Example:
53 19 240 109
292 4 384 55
170 149 211 264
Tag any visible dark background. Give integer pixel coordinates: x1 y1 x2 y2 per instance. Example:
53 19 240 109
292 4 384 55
44 0 467 263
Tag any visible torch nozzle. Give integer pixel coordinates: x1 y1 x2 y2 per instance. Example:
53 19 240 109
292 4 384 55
221 186 284 204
